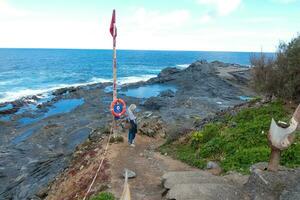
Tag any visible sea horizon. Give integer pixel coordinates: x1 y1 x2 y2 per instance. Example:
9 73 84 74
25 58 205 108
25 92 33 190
0 48 275 104
0 47 276 54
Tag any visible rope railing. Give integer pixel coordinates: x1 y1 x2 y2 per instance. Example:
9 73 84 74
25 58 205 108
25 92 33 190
82 126 113 200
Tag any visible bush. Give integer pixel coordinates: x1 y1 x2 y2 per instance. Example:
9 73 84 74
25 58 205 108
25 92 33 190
281 134 300 168
89 192 115 200
160 101 300 173
109 136 124 143
251 34 300 100
221 147 270 173
191 123 222 147
160 144 206 169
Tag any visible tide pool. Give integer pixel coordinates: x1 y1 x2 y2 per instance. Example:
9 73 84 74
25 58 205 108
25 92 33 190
18 98 84 125
120 84 177 98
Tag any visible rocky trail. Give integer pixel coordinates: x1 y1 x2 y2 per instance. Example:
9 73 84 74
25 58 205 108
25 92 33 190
45 122 300 200
46 131 198 200
107 134 197 200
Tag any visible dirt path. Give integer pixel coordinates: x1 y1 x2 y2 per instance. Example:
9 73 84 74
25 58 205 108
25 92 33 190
107 133 197 200
45 132 197 200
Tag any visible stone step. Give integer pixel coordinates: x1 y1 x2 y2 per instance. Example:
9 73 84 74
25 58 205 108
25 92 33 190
166 183 245 200
162 171 228 189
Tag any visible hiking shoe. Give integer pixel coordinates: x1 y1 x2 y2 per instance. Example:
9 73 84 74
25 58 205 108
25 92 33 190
130 144 135 147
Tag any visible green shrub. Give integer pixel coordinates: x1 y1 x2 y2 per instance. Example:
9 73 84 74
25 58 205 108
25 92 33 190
251 34 300 100
89 192 115 200
191 123 222 148
161 101 300 173
221 147 270 173
160 144 206 169
109 136 124 143
281 134 300 168
199 137 224 158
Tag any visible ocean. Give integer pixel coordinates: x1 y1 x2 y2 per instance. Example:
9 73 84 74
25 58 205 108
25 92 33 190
0 48 274 103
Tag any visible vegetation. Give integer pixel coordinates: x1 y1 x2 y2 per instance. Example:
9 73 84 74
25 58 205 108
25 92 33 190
109 135 124 143
160 101 300 173
251 34 300 100
89 192 115 200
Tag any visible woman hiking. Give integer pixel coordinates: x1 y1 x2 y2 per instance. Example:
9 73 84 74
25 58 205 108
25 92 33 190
127 104 137 147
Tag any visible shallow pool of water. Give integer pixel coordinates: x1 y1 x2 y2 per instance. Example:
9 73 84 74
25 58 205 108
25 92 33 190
239 96 254 101
11 126 41 144
0 103 13 111
18 98 84 125
0 115 10 121
121 84 177 98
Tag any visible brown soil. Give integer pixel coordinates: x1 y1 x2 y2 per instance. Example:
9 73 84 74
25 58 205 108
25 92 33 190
107 134 197 200
46 136 111 200
46 132 197 200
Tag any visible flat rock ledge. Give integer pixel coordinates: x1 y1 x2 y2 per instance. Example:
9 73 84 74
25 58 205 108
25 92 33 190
162 163 300 200
162 171 247 200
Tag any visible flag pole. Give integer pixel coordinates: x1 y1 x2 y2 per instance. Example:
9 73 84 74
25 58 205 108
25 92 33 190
110 9 118 138
113 31 117 100
111 9 117 101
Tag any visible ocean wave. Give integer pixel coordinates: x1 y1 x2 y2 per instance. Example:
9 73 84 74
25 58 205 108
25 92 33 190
0 75 156 104
0 88 55 104
176 64 190 69
0 80 20 86
119 75 156 84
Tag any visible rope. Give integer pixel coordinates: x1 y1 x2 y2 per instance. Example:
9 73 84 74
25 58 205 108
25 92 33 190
82 126 113 200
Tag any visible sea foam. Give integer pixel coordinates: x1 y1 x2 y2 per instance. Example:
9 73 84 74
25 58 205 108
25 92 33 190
0 75 156 103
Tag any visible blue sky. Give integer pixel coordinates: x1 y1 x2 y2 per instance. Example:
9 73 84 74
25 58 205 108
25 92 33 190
0 0 299 51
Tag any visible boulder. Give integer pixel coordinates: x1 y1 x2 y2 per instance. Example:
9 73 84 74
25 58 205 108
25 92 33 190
143 97 165 110
162 171 251 200
166 183 245 200
244 164 300 200
159 89 175 98
138 116 166 137
206 161 222 175
207 161 219 170
52 87 77 96
123 168 136 179
280 182 300 200
162 171 227 189
158 67 181 77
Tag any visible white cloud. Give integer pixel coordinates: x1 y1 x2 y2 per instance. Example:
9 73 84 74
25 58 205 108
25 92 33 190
117 8 192 49
199 14 213 24
197 0 241 16
243 17 277 23
120 8 190 33
272 0 298 3
0 3 295 52
0 0 30 18
0 7 192 50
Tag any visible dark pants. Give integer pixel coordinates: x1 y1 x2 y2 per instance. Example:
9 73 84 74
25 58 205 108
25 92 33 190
128 120 137 144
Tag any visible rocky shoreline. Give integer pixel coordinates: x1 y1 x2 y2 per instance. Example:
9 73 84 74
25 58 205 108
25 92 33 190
0 60 254 199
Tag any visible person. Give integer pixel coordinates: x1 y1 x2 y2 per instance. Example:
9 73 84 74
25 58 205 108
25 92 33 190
127 104 137 147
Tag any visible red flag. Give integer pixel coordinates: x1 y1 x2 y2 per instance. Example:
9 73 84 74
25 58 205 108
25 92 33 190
110 9 117 38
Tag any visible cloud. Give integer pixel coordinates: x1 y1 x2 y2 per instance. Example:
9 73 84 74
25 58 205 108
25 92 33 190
0 7 192 50
272 0 298 3
0 4 295 52
242 17 278 23
197 0 241 16
0 0 30 18
115 8 193 50
198 14 213 24
121 8 190 33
